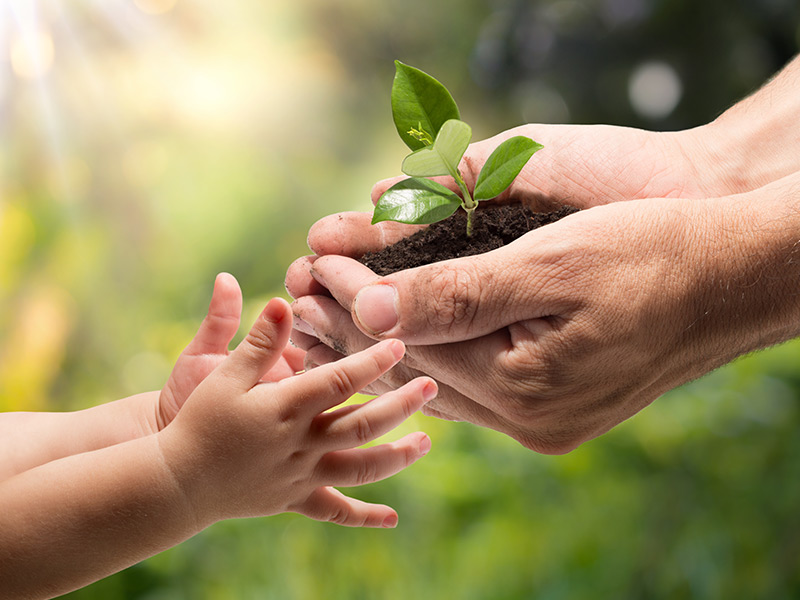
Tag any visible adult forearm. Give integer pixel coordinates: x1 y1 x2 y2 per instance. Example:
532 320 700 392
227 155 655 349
685 173 800 369
0 433 199 599
690 54 800 196
0 392 160 480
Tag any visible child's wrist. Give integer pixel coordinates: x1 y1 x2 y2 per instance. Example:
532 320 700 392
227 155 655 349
154 427 217 532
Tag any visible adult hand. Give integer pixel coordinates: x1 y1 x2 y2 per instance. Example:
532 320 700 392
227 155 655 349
288 179 800 453
288 55 800 453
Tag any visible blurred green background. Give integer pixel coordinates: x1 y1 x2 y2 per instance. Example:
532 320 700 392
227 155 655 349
2 0 800 598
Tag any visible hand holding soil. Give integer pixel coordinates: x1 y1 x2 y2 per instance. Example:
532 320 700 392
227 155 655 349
287 55 800 453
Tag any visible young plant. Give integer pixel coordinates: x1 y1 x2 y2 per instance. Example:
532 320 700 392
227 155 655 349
372 61 543 236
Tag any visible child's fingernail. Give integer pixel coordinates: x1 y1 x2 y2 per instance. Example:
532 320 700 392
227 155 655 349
419 435 432 456
386 339 405 361
422 380 438 402
263 298 288 323
354 284 398 335
382 514 398 529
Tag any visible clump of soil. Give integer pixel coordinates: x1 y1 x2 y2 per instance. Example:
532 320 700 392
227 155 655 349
359 203 578 276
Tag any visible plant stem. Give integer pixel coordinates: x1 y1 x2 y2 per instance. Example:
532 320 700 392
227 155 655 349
465 206 476 236
452 169 476 237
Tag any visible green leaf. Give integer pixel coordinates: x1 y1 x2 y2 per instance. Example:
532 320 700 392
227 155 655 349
473 137 544 201
392 61 460 151
401 119 472 178
372 177 462 225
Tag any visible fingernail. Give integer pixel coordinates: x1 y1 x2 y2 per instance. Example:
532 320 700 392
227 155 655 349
385 339 405 361
354 284 398 335
263 298 287 323
419 435 432 455
382 514 398 529
309 267 326 288
292 316 315 336
422 380 438 402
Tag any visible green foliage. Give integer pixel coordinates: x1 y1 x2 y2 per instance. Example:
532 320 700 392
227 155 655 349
401 119 472 178
371 177 462 225
473 136 543 201
391 61 460 151
374 61 542 236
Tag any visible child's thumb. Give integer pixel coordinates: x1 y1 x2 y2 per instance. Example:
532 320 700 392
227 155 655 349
221 297 293 389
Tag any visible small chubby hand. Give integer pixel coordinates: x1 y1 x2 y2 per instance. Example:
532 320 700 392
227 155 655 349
159 295 436 528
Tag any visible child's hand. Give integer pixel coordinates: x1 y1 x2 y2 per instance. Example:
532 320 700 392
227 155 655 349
158 296 435 529
158 273 305 429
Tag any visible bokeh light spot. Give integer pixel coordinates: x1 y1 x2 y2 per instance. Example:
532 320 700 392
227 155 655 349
9 29 55 80
628 60 683 120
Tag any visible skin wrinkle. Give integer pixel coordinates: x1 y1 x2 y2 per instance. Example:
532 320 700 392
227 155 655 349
415 264 482 337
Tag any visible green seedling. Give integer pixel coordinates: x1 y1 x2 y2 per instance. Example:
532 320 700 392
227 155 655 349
372 61 543 236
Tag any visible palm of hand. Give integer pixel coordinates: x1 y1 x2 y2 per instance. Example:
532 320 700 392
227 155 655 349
159 352 228 429
488 124 714 207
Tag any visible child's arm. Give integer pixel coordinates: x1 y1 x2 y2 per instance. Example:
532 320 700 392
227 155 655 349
0 297 434 599
0 274 304 481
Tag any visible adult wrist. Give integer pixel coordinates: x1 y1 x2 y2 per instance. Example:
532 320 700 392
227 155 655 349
685 57 800 197
698 182 800 355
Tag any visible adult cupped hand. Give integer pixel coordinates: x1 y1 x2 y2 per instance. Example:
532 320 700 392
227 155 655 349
287 124 799 453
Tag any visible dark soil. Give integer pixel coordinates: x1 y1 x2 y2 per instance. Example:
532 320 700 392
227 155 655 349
359 203 578 275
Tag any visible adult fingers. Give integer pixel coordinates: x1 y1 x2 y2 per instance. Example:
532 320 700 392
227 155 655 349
314 431 430 488
291 294 518 422
285 255 328 300
280 339 406 414
184 273 242 355
295 487 400 528
292 294 387 394
315 377 437 449
218 297 293 390
306 212 426 258
292 294 377 355
301 342 383 395
260 346 307 383
310 242 565 344
282 345 306 372
300 339 479 423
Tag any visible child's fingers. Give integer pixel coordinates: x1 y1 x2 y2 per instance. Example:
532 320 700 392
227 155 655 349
315 377 437 448
260 347 307 383
283 345 306 373
295 486 400 528
185 273 242 355
280 339 406 414
304 343 345 371
303 344 385 396
218 297 293 390
313 432 431 488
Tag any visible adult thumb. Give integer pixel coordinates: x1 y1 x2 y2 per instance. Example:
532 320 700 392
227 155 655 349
221 297 293 389
349 248 536 345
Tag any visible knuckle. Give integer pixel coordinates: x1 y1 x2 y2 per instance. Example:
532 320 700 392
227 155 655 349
245 320 279 354
420 264 485 334
354 459 379 486
399 441 417 466
326 507 351 526
354 414 377 443
328 364 357 398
